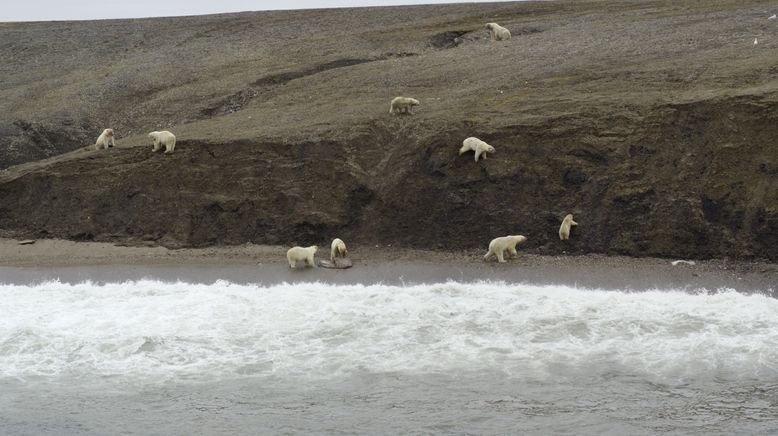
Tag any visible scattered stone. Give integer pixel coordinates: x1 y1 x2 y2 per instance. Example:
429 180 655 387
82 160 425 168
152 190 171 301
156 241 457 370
18 239 36 245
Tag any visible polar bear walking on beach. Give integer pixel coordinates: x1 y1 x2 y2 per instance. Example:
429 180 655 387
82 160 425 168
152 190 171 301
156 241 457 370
287 245 318 269
330 238 348 262
559 214 578 241
459 137 495 162
148 131 176 154
390 97 420 115
484 235 527 263
94 128 115 150
485 23 511 41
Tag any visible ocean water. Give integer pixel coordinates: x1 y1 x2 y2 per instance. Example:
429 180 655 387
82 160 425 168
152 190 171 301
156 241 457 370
1 279 777 435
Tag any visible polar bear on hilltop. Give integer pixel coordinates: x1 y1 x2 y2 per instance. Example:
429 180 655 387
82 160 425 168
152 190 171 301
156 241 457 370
485 23 511 41
390 97 420 115
484 235 527 263
330 238 347 262
94 128 115 150
287 245 318 269
148 131 176 154
559 214 578 241
459 137 495 162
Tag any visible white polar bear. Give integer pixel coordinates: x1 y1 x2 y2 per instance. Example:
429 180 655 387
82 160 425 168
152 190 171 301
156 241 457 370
485 23 511 41
330 238 347 262
94 128 115 150
148 131 176 154
559 214 578 241
390 97 420 115
484 235 527 263
287 245 318 269
459 137 495 162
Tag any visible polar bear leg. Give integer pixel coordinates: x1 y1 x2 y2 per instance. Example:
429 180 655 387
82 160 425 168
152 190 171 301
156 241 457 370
508 247 518 258
474 149 482 162
307 252 317 267
483 249 494 261
496 251 506 263
288 256 296 269
108 137 115 148
152 140 160 152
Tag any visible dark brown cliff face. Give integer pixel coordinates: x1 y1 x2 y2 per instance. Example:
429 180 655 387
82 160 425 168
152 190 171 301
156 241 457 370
0 1 776 260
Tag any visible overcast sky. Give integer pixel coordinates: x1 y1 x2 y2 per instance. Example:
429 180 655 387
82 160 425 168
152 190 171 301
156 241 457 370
2 0 518 22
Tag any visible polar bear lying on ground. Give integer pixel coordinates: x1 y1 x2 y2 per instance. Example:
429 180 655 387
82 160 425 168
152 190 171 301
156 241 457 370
390 97 420 115
485 23 511 41
484 235 527 263
459 137 495 162
148 131 176 154
330 238 347 262
94 128 115 150
559 214 578 241
287 245 318 269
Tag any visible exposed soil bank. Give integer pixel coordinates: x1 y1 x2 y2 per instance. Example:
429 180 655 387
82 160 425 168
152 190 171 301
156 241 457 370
0 1 776 260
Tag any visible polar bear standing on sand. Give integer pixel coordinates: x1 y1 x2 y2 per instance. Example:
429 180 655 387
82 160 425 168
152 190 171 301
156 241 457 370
390 97 420 115
484 235 527 263
559 214 578 241
94 128 115 150
330 238 347 262
148 131 176 154
459 137 495 162
287 245 318 269
485 23 511 41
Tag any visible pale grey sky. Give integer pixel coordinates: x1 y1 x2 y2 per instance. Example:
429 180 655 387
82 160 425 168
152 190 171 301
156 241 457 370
2 0 518 22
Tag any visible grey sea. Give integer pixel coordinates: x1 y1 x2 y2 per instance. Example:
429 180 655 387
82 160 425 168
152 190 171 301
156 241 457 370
1 272 777 435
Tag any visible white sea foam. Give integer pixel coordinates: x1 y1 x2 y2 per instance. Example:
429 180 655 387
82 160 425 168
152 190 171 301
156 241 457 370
0 280 776 386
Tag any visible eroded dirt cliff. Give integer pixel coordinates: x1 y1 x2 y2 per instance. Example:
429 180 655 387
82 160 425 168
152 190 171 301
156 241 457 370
0 1 776 259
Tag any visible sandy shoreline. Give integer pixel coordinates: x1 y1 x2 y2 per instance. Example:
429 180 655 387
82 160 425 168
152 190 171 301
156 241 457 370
0 238 775 293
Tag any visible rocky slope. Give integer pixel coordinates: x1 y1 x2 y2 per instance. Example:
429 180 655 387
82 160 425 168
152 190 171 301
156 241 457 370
0 0 776 260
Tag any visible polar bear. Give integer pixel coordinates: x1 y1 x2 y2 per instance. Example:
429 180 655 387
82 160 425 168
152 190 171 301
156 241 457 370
484 235 527 263
390 97 420 115
287 245 318 269
330 238 347 262
559 214 578 241
94 128 115 150
148 131 176 154
485 23 511 41
459 137 495 162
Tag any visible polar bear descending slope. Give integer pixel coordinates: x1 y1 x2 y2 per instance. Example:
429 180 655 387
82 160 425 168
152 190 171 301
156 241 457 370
330 238 347 262
390 97 420 115
459 137 495 162
148 131 176 154
287 245 318 269
485 23 511 41
559 214 578 241
484 235 527 263
94 128 115 150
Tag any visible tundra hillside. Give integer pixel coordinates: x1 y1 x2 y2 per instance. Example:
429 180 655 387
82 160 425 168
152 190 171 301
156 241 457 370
0 0 776 260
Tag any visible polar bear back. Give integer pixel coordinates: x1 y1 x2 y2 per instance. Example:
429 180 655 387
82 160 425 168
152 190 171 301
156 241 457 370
330 238 347 260
489 235 526 251
287 245 318 268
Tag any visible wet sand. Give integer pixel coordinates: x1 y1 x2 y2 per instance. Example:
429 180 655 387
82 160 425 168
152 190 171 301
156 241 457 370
0 238 775 293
